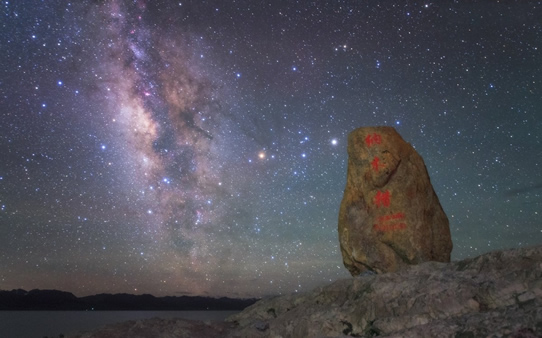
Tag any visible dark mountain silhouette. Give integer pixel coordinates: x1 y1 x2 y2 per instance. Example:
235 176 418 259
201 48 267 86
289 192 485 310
0 289 258 311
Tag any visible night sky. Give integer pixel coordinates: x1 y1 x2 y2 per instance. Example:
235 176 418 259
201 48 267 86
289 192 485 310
1 1 540 298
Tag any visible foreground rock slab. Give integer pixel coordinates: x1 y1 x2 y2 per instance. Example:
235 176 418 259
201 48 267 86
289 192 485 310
227 245 542 337
339 126 453 275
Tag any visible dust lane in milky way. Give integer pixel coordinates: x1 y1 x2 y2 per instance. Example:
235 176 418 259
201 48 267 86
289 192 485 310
90 1 248 295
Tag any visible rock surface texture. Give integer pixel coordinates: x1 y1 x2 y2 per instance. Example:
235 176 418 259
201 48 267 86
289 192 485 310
70 246 542 337
338 126 453 275
227 245 542 338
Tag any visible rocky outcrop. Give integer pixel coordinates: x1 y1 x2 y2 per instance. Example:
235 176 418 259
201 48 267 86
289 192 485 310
338 126 453 275
227 245 542 337
69 245 542 337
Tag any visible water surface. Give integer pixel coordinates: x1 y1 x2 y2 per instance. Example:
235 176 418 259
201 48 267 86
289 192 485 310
0 310 239 338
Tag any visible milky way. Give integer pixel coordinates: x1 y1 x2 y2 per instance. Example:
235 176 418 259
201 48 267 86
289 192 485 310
85 1 255 295
0 1 541 297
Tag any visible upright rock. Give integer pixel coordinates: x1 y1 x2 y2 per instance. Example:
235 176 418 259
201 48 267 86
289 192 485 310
338 126 452 275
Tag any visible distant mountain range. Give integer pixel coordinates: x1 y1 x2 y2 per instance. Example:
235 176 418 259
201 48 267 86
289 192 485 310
0 289 259 311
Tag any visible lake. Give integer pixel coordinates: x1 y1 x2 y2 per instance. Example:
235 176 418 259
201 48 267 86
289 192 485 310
0 310 239 338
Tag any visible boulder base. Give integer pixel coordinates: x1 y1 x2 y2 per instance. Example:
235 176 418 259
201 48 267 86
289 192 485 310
338 126 452 275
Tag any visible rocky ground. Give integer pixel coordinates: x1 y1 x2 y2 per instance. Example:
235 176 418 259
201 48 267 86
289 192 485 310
69 245 542 337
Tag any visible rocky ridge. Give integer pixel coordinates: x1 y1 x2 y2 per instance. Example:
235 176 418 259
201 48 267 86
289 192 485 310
71 245 542 337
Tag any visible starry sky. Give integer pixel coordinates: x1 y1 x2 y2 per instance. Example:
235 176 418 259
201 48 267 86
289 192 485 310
1 1 541 298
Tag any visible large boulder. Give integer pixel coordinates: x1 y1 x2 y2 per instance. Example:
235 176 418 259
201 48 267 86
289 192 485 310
338 126 452 275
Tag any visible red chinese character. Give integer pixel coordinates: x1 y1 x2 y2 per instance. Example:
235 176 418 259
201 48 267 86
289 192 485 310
373 190 391 208
365 133 382 147
371 156 380 172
